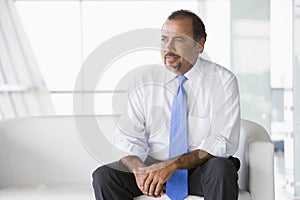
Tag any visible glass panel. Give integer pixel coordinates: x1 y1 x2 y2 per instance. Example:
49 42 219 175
270 0 293 89
231 2 271 132
81 1 198 60
294 0 300 195
200 0 231 67
81 1 198 92
15 0 199 114
271 0 294 195
15 1 82 91
95 50 160 91
51 93 74 115
86 93 126 115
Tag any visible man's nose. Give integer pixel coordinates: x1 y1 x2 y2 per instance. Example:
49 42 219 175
163 40 175 52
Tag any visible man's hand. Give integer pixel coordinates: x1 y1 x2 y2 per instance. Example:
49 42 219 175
120 156 148 193
120 155 170 197
137 160 177 197
132 167 149 195
121 150 213 198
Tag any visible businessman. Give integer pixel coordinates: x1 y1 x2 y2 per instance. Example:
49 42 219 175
93 9 241 200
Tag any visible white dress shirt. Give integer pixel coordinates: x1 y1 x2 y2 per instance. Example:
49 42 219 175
113 58 240 162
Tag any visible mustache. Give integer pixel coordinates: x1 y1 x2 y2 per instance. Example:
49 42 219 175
164 52 180 57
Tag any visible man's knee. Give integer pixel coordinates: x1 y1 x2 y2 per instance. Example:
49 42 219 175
92 165 115 187
206 157 238 180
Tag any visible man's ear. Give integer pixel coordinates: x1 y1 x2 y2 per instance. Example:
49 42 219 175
197 38 206 53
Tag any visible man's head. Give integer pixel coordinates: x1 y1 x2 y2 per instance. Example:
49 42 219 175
161 10 206 74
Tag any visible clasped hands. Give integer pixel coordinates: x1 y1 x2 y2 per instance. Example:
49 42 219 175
133 160 177 198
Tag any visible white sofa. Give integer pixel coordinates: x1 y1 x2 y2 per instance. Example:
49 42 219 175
0 115 274 200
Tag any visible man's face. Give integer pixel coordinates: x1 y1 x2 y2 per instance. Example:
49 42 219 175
161 18 204 74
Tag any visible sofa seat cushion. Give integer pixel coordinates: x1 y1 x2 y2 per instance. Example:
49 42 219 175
0 184 250 200
0 184 94 200
134 189 250 200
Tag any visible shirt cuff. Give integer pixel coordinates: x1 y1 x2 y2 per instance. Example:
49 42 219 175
112 142 148 162
198 135 227 157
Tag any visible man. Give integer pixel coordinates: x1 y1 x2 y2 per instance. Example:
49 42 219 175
93 10 240 200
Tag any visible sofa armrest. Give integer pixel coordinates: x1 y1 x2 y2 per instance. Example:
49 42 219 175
249 141 274 200
242 119 275 200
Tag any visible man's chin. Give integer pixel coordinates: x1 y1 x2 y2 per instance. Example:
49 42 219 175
165 65 181 73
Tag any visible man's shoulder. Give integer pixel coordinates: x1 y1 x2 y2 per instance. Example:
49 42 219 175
198 58 237 81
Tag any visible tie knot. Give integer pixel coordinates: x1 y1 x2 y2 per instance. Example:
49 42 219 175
177 75 187 85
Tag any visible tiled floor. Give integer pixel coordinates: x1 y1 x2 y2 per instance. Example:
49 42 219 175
274 152 297 200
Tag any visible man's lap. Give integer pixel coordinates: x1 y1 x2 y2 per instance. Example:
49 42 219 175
93 156 239 197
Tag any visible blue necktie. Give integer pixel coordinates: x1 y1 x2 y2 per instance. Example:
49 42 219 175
166 75 188 200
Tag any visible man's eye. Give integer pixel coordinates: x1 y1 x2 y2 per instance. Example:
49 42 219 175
161 37 167 42
175 38 183 42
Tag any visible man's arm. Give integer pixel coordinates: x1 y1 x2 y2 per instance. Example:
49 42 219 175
173 149 213 169
121 155 146 172
120 156 148 194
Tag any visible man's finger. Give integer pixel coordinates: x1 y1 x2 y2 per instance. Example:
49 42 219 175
148 178 157 196
154 181 163 197
134 172 148 191
140 173 148 188
143 174 153 195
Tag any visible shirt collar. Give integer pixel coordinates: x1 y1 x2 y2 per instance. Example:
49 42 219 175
164 68 178 84
164 58 202 84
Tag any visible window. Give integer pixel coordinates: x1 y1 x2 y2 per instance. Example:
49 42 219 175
15 0 199 115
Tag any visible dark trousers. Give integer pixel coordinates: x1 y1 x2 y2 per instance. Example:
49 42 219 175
92 157 240 200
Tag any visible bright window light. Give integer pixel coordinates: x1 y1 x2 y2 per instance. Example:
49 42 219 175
15 0 199 114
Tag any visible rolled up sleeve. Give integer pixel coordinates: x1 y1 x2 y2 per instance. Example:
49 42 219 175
113 128 148 162
198 75 240 157
112 79 149 162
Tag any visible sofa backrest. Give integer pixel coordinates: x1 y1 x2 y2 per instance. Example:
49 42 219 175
0 115 116 187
